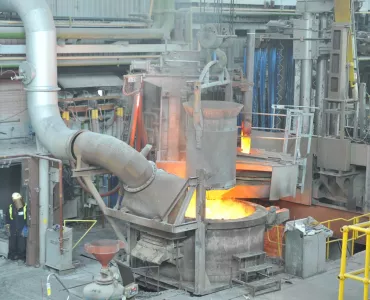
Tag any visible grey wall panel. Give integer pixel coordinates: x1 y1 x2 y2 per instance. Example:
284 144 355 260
46 0 150 19
0 80 30 143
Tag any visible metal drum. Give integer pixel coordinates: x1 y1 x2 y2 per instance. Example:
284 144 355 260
183 100 243 189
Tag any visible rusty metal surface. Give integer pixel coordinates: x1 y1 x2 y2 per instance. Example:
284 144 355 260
24 158 39 266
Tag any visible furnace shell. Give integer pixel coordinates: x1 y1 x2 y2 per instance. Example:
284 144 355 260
183 101 243 190
159 203 267 284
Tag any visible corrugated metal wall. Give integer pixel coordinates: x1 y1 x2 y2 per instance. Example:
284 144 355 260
46 0 150 18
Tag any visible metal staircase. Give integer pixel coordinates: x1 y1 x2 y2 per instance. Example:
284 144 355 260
232 251 281 297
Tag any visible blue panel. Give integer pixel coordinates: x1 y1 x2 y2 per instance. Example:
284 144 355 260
109 176 119 208
259 49 267 128
251 45 294 130
268 47 278 129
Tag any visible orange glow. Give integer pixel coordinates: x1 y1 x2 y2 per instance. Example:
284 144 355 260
241 132 251 154
185 190 255 220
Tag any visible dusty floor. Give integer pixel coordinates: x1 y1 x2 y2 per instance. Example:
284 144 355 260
0 224 365 300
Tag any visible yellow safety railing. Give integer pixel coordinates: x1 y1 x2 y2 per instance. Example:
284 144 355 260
338 221 370 300
63 219 97 250
265 213 370 260
321 213 370 260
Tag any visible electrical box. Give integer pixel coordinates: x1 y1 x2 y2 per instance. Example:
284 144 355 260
45 226 74 272
317 137 351 171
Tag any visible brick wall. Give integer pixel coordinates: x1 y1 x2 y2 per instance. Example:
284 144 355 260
0 80 30 143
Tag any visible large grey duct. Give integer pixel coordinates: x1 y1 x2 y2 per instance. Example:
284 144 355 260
0 0 184 210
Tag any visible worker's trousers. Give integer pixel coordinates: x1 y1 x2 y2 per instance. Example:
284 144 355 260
8 229 26 260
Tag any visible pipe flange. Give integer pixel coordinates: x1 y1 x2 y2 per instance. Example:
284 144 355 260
24 86 61 92
123 161 157 193
19 61 36 85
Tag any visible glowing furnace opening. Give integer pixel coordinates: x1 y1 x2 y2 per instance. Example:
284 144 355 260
185 190 256 220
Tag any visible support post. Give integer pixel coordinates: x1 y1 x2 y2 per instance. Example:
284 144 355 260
39 159 49 265
364 233 370 300
25 158 39 266
365 146 370 212
300 12 313 134
315 14 328 135
359 83 366 138
194 169 206 295
338 226 348 300
82 177 127 245
192 81 203 149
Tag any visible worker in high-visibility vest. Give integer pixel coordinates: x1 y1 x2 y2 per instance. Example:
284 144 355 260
5 193 27 261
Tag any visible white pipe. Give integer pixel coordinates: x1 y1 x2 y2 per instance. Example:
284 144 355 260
39 159 49 265
0 0 155 188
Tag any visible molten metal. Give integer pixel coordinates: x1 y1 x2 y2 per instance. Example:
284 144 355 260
185 190 256 220
241 132 251 154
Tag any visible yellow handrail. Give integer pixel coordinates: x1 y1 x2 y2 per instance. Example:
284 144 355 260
63 219 97 250
265 212 370 260
338 223 370 300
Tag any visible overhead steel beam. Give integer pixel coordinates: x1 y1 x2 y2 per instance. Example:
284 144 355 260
0 26 167 40
0 44 182 55
0 55 160 68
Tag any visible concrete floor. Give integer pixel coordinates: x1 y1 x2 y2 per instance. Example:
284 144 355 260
0 224 365 300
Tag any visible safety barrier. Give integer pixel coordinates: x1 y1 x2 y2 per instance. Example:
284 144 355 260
265 212 370 260
338 221 370 300
321 213 370 260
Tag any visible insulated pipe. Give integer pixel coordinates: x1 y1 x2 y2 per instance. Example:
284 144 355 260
73 131 154 189
0 0 156 191
0 0 80 160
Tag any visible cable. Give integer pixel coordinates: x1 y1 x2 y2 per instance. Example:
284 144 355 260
46 273 70 300
0 67 18 78
0 108 27 122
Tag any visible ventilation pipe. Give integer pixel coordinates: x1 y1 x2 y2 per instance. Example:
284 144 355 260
0 0 184 259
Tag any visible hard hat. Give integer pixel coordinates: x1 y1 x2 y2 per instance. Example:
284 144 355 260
12 193 22 200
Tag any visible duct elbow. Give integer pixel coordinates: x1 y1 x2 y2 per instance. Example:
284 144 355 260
73 131 155 190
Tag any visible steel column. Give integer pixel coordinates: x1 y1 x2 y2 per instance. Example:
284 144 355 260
365 146 370 213
39 159 49 265
194 169 207 294
243 29 256 136
25 158 40 266
359 83 367 138
300 12 313 134
315 14 328 135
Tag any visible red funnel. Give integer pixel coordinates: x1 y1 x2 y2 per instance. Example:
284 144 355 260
85 239 124 269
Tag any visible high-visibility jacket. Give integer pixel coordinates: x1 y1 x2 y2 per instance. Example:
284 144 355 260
9 203 27 221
